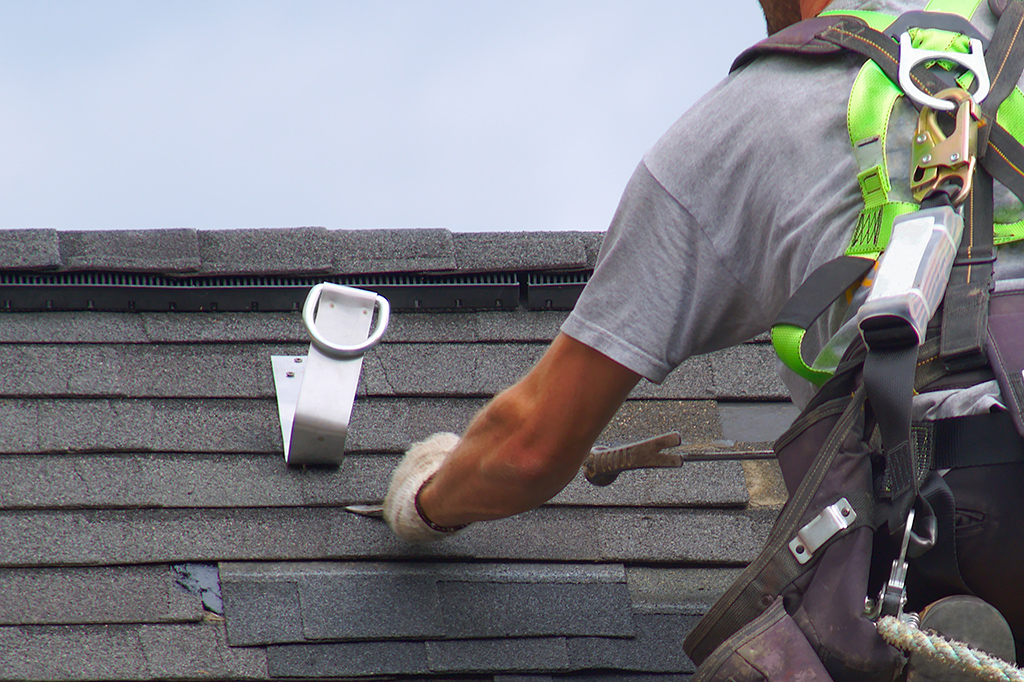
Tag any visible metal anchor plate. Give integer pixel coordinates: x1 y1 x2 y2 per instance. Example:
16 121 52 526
272 283 389 467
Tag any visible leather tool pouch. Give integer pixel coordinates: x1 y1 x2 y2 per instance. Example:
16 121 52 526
986 281 1024 437
686 354 905 682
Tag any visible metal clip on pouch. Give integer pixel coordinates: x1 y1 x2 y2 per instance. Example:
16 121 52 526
272 283 390 466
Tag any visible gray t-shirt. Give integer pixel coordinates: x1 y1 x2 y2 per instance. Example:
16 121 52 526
562 0 1024 410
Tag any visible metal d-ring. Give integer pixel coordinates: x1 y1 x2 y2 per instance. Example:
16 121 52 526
301 283 390 359
898 32 990 111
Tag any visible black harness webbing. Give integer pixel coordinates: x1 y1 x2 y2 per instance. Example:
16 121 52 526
941 1 1024 367
941 167 995 369
922 409 1024 468
774 255 875 329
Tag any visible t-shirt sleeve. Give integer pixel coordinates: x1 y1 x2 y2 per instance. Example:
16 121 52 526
560 161 776 384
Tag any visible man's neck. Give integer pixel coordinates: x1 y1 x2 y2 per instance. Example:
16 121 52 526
801 0 833 18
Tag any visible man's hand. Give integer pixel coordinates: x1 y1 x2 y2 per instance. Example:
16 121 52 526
383 432 468 543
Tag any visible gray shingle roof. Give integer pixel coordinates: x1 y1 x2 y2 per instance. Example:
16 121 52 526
0 227 792 681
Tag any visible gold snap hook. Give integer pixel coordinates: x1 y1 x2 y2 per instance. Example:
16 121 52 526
910 87 980 206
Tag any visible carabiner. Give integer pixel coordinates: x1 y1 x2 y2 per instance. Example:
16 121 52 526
910 87 979 206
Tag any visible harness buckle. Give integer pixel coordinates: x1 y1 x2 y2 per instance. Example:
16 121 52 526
911 87 979 206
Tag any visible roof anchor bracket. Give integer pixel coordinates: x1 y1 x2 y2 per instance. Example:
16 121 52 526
271 283 390 467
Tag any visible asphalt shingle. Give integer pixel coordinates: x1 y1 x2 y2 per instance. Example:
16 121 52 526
220 579 305 647
0 621 266 682
0 229 61 270
435 580 633 640
197 227 335 276
300 570 444 643
267 639 430 678
330 228 457 274
0 565 202 625
626 567 742 615
566 614 698 674
382 310 568 343
709 343 789 399
0 399 39 453
453 232 590 272
551 461 747 508
717 401 801 443
581 231 604 268
0 344 294 398
426 637 571 674
58 229 201 274
0 312 151 344
19 399 279 454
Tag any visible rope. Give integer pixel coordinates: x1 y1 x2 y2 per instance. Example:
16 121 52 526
878 615 1024 681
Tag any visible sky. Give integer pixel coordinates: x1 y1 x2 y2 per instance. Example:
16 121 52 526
0 2 767 232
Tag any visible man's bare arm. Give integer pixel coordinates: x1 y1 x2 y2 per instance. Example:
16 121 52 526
416 332 642 528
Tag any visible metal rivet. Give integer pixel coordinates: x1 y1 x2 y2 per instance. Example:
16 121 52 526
795 545 805 554
921 154 932 164
916 133 928 143
286 372 295 378
842 508 851 517
950 152 960 163
294 358 303 363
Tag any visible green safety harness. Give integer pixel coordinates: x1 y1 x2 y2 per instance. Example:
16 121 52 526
768 0 1024 385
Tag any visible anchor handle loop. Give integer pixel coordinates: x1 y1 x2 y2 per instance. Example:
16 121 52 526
302 283 390 358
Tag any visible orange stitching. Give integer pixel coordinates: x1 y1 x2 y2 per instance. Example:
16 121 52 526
967 185 975 283
991 140 1024 179
992 13 1024 92
830 27 941 96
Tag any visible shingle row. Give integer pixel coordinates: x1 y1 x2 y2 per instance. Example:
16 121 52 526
0 620 267 682
0 565 202 626
265 613 699 677
0 341 787 399
0 309 763 348
0 453 748 510
220 562 635 646
0 397 726 455
0 228 603 276
0 506 772 567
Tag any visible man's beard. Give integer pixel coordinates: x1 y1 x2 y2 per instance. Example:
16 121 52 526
758 0 803 34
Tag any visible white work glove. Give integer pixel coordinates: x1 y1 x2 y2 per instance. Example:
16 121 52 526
384 432 468 543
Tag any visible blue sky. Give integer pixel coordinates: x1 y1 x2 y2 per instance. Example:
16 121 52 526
0 2 766 232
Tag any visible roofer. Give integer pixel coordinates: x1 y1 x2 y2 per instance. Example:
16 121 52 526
384 0 1024 679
